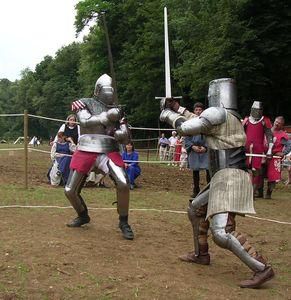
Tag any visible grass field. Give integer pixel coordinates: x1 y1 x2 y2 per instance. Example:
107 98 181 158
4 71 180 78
0 144 290 299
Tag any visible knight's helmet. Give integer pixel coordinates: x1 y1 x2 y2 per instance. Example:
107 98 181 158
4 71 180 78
250 101 263 121
208 78 237 111
94 74 114 105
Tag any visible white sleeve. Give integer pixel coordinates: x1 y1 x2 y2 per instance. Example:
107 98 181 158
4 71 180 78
53 124 66 142
50 143 57 161
77 125 81 142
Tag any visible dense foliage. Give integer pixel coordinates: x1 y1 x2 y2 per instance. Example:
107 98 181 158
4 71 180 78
0 0 290 139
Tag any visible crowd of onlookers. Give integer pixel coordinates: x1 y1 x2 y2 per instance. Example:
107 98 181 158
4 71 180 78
158 101 291 199
46 102 290 199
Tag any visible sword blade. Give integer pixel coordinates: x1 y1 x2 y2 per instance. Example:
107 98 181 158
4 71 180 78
164 7 171 98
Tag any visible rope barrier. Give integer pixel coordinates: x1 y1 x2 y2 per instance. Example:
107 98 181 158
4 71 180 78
0 113 24 117
0 148 24 151
1 147 289 166
28 114 80 124
0 205 290 225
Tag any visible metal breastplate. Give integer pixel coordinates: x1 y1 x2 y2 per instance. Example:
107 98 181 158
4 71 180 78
209 147 247 177
78 134 119 153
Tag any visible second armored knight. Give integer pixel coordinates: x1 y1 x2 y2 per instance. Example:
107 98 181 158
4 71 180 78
159 78 274 288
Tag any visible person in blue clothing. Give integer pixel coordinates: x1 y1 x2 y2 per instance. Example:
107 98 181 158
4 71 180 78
122 142 141 190
185 102 210 197
49 131 76 186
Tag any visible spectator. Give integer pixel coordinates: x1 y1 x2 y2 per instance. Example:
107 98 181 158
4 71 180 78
179 137 188 171
242 101 273 198
158 133 170 161
168 131 178 165
122 142 141 190
282 137 291 185
265 116 289 198
49 136 54 145
54 114 80 145
49 132 76 186
174 135 182 166
185 102 210 197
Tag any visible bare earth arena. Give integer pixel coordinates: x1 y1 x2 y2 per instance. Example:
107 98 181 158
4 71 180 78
0 146 290 299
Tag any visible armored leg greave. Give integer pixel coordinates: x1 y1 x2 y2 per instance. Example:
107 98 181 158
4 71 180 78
210 213 266 272
188 190 210 256
65 170 88 216
188 204 209 256
107 159 130 217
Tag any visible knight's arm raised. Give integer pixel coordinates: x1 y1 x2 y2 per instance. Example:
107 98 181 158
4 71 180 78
160 107 227 136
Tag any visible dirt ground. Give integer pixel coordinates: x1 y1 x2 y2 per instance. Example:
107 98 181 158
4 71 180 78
0 148 290 299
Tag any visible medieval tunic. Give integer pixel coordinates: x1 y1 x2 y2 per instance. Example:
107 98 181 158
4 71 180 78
266 130 289 182
243 116 272 169
205 112 255 220
185 135 209 170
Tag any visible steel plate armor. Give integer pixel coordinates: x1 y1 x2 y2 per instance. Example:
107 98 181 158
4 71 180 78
64 74 134 240
160 78 274 287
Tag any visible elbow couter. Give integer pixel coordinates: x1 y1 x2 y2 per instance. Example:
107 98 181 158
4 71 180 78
160 109 186 128
107 108 121 122
114 130 129 144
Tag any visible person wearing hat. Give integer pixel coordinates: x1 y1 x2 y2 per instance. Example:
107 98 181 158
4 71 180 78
242 101 273 198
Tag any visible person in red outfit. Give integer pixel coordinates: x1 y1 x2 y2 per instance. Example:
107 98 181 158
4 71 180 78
265 116 289 198
242 101 273 197
174 135 182 165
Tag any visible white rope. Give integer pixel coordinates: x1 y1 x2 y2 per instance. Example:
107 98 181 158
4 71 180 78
2 148 288 166
0 113 24 117
246 215 291 225
0 148 24 151
0 205 290 225
28 114 79 124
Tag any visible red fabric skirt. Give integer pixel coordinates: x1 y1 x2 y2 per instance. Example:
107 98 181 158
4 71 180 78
266 158 282 182
70 150 124 174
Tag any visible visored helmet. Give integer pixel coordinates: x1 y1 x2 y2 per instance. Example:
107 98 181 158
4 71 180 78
208 78 237 111
94 74 114 105
250 101 263 120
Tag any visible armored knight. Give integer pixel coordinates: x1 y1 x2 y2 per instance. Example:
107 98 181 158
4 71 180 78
242 101 273 197
159 78 274 288
65 74 134 240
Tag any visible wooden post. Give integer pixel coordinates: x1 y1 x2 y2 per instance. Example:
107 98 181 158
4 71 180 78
23 110 28 189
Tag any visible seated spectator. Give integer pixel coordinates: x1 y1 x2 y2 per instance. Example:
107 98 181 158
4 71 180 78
49 132 76 186
122 142 141 190
53 114 80 145
85 172 108 188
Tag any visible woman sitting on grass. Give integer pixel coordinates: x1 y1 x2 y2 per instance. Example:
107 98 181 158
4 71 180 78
49 132 76 186
122 142 141 190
